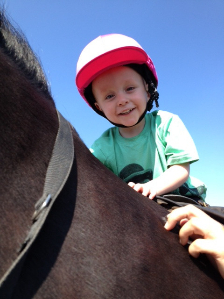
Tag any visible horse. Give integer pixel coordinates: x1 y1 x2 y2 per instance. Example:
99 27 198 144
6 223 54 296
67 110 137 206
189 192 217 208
0 9 223 299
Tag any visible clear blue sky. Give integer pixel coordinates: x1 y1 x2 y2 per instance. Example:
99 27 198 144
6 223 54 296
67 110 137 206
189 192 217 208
2 0 224 205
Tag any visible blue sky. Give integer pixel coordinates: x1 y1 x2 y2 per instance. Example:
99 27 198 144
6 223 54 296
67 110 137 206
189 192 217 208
2 0 224 205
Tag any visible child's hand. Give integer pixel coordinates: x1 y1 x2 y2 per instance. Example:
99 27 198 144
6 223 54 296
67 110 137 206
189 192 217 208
164 204 224 279
128 163 189 200
128 181 157 199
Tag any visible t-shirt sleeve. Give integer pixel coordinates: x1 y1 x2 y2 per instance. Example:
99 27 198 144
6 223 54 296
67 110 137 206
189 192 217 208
89 130 116 173
90 141 107 164
157 112 199 166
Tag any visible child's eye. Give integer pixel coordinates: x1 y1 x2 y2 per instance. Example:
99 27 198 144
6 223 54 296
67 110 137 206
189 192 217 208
127 86 135 92
105 94 114 100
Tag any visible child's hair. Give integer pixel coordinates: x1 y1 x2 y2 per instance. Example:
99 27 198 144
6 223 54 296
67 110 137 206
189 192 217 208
76 34 159 121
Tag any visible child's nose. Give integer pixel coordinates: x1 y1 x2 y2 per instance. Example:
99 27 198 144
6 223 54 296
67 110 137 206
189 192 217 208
117 93 129 106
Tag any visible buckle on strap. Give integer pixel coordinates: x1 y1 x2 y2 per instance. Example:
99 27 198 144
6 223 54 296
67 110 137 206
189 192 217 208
32 194 52 222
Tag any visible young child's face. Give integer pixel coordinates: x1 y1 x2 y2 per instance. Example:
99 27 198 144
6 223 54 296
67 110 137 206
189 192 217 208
92 66 150 128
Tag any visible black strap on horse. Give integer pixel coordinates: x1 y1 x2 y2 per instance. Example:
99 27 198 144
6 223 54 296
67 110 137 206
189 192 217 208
0 111 74 298
154 194 224 225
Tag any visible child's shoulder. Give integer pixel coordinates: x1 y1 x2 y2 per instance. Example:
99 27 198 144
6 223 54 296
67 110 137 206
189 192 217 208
97 126 117 139
91 126 117 148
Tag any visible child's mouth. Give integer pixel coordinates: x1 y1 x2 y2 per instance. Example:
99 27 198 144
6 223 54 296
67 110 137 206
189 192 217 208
120 108 135 115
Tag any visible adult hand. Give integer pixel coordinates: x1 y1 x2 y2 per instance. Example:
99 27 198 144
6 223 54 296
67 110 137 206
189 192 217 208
164 204 224 279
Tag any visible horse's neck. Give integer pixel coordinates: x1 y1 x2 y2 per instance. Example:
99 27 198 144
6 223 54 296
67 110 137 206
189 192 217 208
0 54 58 278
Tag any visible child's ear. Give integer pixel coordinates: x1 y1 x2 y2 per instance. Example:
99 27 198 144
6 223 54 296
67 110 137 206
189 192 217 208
144 82 149 92
94 102 103 111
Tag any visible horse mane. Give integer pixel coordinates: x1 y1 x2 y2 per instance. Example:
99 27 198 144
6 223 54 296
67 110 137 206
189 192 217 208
0 9 52 100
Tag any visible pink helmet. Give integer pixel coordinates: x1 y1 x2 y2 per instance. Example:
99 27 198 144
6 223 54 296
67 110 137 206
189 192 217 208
76 33 158 106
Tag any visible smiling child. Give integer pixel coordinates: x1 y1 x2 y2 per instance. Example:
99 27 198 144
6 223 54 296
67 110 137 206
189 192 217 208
76 34 206 201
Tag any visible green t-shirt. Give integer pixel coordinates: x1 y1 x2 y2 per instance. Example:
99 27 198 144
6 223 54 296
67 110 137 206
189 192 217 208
90 110 207 201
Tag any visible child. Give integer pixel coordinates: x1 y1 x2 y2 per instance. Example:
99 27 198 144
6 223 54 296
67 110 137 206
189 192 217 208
76 33 206 202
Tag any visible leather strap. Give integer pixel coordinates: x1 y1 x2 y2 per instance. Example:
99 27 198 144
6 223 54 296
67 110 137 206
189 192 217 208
155 195 224 225
0 111 74 298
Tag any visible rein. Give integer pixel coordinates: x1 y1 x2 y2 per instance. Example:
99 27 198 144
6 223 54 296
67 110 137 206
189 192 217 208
0 111 74 298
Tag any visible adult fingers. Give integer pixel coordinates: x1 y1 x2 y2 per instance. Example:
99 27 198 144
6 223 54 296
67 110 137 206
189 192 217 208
164 207 190 230
164 205 206 231
178 217 206 245
189 238 220 258
180 213 224 242
189 239 224 279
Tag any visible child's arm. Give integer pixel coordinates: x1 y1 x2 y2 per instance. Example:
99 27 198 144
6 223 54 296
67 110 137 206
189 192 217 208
128 162 189 199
